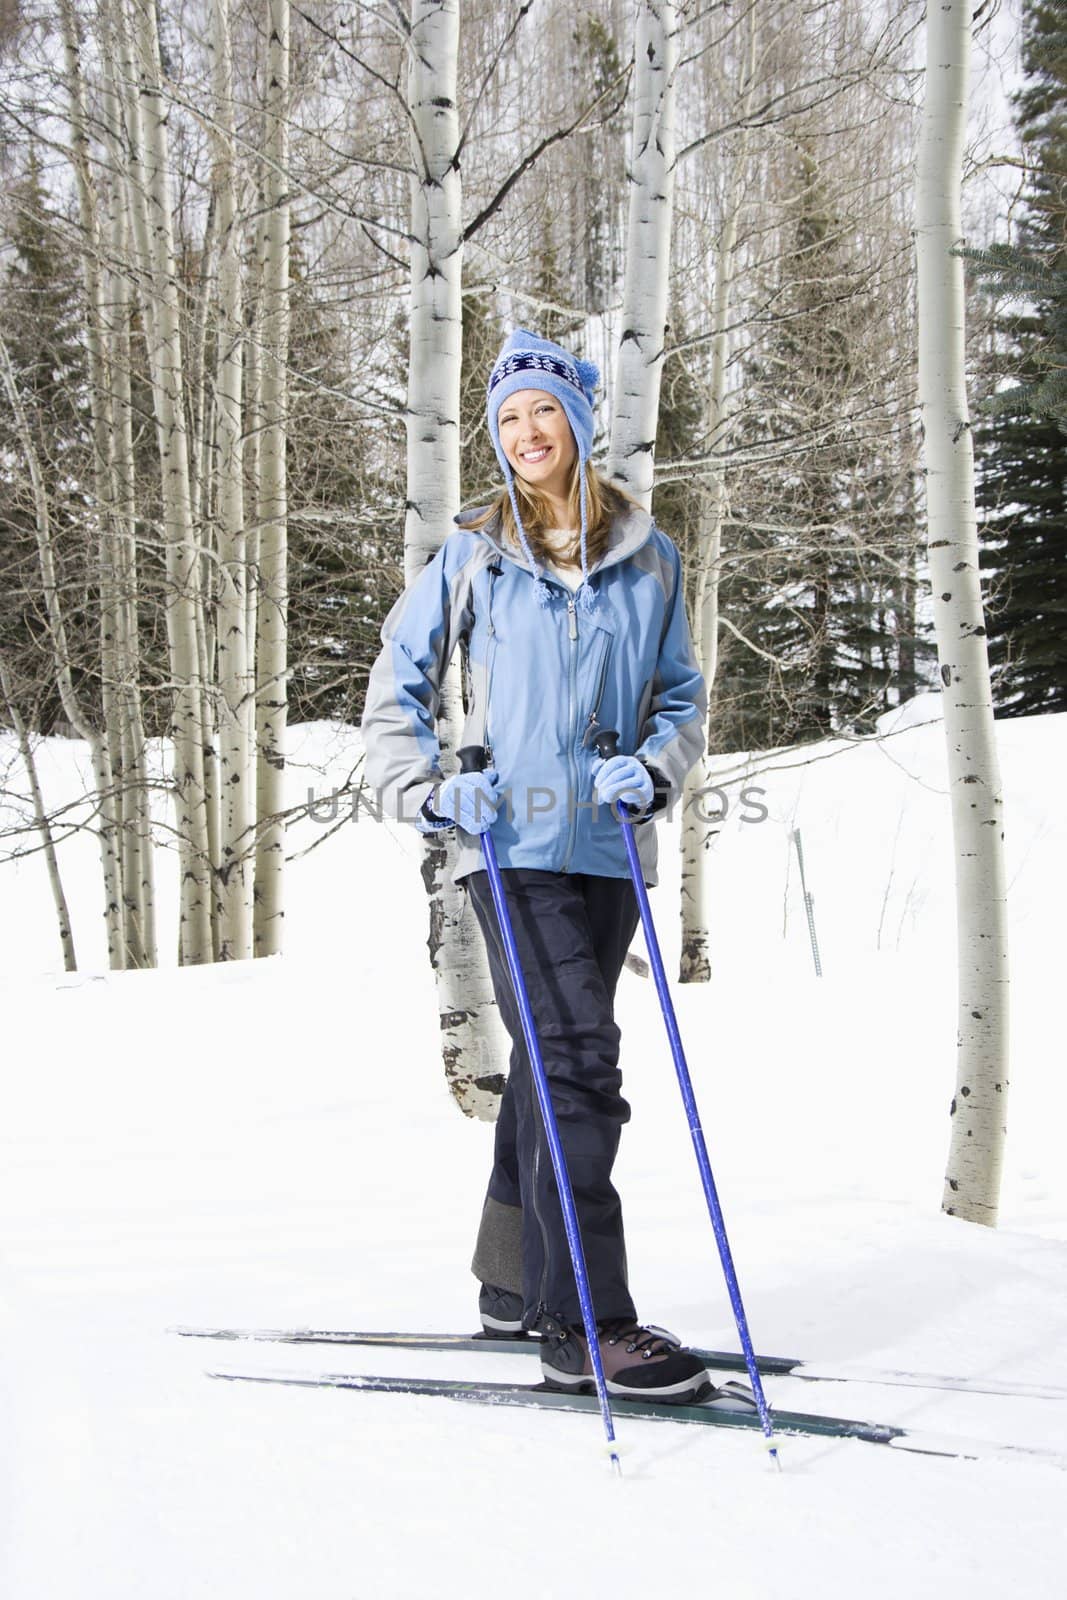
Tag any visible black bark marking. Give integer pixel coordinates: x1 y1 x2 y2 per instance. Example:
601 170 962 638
941 664 952 686
440 1008 472 1030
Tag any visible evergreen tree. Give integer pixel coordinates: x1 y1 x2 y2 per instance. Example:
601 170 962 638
459 289 503 506
0 154 95 732
970 0 1067 716
283 248 405 724
713 146 927 751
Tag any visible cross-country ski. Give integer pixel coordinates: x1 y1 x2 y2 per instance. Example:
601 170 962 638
205 1364 1067 1469
173 1325 1067 1402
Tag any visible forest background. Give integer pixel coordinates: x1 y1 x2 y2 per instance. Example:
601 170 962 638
0 0 1062 1133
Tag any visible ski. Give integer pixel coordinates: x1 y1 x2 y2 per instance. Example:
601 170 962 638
173 1325 1067 1402
205 1365 1066 1466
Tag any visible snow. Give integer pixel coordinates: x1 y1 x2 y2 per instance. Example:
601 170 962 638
1 708 1065 1599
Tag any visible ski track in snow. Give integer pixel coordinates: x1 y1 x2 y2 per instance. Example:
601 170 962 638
1 710 1065 1599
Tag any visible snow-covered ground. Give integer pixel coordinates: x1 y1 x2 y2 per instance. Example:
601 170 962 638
1 704 1064 1599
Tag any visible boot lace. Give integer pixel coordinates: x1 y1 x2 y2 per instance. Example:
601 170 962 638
598 1319 680 1360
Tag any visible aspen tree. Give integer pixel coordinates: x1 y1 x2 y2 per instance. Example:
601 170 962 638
678 7 759 983
0 652 77 972
608 0 677 505
254 0 291 958
117 0 214 963
211 0 254 960
406 0 508 1119
916 0 1009 1224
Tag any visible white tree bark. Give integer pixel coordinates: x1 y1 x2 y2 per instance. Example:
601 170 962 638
98 26 157 966
678 193 738 982
0 653 77 972
916 0 1009 1225
253 0 291 958
679 9 758 983
407 0 507 1121
57 0 126 968
607 0 677 507
120 0 214 963
211 0 254 961
107 195 158 968
405 0 463 573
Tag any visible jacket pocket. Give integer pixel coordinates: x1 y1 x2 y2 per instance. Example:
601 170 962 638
581 620 615 747
635 675 654 741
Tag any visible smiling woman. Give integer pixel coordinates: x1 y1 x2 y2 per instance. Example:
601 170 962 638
361 328 710 1405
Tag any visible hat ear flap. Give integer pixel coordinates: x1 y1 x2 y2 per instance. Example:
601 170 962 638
574 357 600 403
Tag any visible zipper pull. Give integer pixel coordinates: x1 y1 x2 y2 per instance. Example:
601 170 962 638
567 599 577 641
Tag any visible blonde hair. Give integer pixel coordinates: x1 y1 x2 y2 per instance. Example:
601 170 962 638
469 461 638 569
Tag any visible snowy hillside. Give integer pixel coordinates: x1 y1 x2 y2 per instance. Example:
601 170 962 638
1 704 1064 1599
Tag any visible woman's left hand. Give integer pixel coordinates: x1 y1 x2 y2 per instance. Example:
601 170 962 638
592 754 654 810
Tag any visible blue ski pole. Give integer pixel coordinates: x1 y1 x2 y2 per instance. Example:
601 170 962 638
593 730 779 1464
457 746 622 1474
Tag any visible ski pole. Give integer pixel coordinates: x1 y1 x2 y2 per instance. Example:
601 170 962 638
457 746 622 1475
593 730 779 1464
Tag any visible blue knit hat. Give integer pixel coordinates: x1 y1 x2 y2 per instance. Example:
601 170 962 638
486 329 600 610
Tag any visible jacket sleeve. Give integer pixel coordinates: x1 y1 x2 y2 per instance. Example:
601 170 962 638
633 536 707 801
360 537 477 823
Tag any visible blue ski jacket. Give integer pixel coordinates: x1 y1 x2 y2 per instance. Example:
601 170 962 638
360 502 706 885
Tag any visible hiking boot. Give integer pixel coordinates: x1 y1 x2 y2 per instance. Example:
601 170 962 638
478 1282 527 1337
539 1315 713 1403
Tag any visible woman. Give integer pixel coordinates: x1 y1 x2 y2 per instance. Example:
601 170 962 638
362 329 710 1402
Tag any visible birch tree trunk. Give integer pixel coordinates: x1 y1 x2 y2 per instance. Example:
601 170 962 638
407 0 507 1120
916 0 1009 1225
100 24 156 966
108 198 157 968
57 0 126 967
211 0 254 960
0 654 77 972
678 201 742 982
607 0 677 507
253 0 290 958
120 0 214 963
679 12 758 982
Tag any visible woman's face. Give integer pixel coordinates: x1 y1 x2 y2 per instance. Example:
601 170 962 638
497 389 577 501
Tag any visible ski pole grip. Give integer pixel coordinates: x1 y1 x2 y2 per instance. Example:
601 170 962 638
457 745 488 775
592 729 620 762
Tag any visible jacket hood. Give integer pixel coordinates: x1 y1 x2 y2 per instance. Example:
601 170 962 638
453 500 655 576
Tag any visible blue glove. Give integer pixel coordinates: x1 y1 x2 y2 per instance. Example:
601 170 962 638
434 769 501 835
592 753 654 813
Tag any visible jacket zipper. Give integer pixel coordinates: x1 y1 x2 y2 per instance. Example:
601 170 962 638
562 596 580 871
582 636 612 748
483 562 500 763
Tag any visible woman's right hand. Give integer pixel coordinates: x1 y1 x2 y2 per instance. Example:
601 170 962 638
434 769 501 835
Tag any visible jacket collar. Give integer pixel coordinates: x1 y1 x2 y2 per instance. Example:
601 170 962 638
454 500 655 576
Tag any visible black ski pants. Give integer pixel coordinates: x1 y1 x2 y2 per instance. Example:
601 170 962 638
466 867 640 1328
